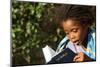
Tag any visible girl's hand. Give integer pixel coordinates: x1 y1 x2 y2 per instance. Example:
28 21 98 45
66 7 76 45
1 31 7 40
73 52 85 62
73 52 93 62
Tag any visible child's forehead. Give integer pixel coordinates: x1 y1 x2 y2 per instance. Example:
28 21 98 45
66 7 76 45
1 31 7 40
62 19 82 27
62 21 83 31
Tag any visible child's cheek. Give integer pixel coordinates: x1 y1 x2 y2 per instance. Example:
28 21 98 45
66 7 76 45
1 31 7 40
76 31 82 41
79 31 85 43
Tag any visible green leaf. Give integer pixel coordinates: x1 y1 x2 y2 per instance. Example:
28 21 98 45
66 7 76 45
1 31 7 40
12 32 15 38
53 36 58 42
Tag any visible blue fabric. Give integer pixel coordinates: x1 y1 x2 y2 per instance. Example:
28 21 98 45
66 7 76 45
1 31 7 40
84 28 96 60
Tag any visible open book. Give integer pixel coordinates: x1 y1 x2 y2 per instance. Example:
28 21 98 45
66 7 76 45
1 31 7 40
42 45 56 63
42 45 76 64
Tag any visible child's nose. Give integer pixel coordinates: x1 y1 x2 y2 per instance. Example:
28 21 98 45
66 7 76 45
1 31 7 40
69 34 75 40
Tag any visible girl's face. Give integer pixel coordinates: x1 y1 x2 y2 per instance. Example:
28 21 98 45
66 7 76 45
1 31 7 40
62 19 88 45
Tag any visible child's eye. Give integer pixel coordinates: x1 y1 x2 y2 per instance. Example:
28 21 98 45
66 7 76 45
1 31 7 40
72 29 77 32
65 32 69 35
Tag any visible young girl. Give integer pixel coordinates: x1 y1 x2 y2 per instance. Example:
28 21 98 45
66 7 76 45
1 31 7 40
55 5 96 62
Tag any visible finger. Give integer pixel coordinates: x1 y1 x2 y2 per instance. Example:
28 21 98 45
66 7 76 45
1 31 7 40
75 58 80 62
75 58 83 62
73 55 80 61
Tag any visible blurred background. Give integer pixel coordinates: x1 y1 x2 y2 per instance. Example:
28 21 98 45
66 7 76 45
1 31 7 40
12 0 96 66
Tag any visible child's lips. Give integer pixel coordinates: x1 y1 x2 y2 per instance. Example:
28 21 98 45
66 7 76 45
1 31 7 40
73 42 78 45
73 40 79 45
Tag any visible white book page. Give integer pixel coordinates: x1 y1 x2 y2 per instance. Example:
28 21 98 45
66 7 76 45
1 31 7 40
42 45 56 63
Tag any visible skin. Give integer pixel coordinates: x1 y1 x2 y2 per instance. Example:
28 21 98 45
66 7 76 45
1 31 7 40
62 19 91 62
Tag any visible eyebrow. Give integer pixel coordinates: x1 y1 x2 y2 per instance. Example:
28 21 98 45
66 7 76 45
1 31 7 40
71 28 78 31
72 28 78 30
64 27 78 32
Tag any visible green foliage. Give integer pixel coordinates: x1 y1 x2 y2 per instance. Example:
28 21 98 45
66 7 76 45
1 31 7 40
12 1 64 65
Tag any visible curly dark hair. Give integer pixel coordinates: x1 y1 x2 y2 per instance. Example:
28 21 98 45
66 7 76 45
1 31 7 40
54 4 96 27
